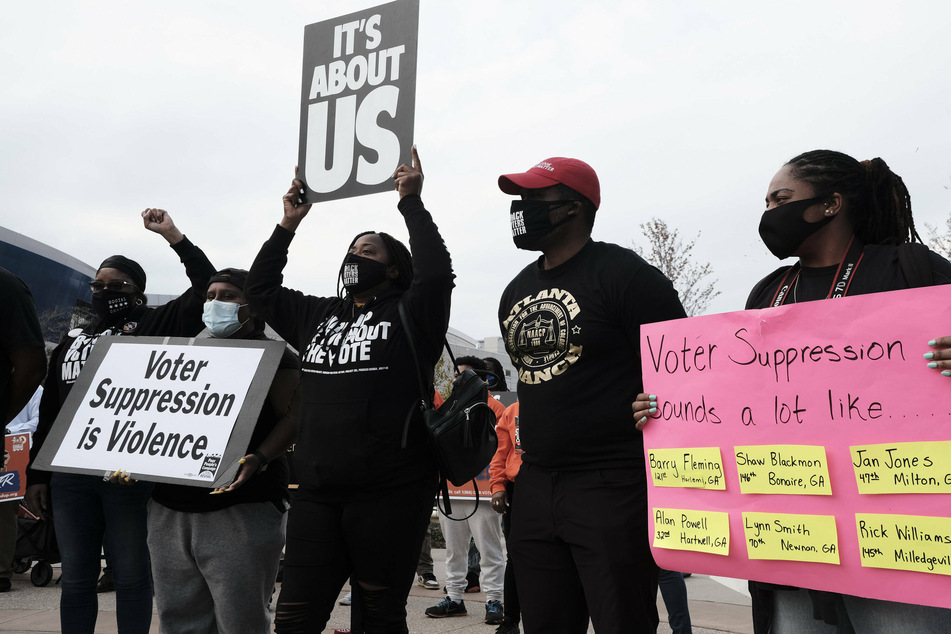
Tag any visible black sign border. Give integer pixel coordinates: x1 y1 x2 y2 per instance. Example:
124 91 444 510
32 336 287 489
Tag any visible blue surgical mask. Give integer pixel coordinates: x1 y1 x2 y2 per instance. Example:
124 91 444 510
202 300 249 338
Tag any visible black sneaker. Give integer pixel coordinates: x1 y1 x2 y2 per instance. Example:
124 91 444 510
96 572 114 593
417 572 440 589
484 600 504 625
425 596 467 618
495 621 521 634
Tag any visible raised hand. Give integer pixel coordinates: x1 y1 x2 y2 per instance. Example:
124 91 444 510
280 168 313 232
142 208 184 245
393 145 423 199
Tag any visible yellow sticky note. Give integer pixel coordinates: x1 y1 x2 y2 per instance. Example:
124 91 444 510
851 442 951 494
734 445 832 495
856 513 951 576
648 447 726 490
652 508 730 556
742 512 839 564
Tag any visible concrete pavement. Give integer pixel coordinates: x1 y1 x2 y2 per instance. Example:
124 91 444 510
0 550 753 633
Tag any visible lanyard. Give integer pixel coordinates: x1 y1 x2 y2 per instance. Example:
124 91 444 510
769 236 865 307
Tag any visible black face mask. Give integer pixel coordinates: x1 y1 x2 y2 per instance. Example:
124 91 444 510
92 290 137 320
758 196 832 259
340 253 390 295
510 199 575 250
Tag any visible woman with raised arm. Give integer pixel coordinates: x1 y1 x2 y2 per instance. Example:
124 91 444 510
246 148 454 633
25 209 215 634
635 149 951 633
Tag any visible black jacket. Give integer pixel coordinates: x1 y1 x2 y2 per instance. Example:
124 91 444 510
27 237 214 486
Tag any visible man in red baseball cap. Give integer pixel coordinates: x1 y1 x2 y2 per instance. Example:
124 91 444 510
496 157 686 633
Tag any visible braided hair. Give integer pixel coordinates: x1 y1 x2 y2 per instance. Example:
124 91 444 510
336 230 414 298
784 150 920 245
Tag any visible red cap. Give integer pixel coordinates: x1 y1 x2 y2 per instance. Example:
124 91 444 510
498 157 600 210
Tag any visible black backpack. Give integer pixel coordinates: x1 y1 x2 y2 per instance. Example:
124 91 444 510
399 302 498 519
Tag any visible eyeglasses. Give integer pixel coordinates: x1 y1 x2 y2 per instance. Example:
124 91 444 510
89 280 140 293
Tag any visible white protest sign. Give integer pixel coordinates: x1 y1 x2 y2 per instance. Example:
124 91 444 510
297 0 419 202
34 337 287 488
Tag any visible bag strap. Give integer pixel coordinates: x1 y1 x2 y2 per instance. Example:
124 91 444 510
437 484 481 521
398 301 434 447
398 301 482 520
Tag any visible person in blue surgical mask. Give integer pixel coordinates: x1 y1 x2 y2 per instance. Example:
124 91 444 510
146 267 300 634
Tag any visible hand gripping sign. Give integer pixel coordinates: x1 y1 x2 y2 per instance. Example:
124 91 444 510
640 285 951 609
297 0 419 203
33 337 287 489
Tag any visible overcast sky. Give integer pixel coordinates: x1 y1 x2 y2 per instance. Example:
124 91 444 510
2 1 950 339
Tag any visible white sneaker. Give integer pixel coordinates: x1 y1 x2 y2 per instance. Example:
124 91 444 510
339 591 352 606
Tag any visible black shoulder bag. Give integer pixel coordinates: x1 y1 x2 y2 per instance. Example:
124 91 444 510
398 302 499 519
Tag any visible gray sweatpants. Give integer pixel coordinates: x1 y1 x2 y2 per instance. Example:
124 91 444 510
147 499 287 634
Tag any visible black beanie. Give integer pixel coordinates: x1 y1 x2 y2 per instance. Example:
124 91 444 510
98 255 146 291
207 268 248 290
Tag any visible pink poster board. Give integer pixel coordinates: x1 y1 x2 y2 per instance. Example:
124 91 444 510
641 285 951 608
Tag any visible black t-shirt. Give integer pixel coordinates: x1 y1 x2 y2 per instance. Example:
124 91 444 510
498 240 686 471
747 243 951 309
0 267 45 426
150 332 298 512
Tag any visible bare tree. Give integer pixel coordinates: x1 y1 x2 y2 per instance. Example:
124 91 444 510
925 178 951 258
926 215 951 259
633 217 720 317
433 351 455 399
36 305 94 343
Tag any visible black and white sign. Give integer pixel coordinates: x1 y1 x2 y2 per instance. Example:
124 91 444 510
297 0 419 202
33 337 287 488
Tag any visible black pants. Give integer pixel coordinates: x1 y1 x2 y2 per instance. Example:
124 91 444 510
501 479 521 625
509 463 659 634
275 476 437 634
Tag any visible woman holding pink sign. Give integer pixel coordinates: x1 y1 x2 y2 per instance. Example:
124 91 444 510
636 149 951 633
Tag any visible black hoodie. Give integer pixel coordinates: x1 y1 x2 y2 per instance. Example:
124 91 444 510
245 195 453 496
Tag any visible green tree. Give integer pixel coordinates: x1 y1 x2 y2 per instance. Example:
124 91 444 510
633 217 720 317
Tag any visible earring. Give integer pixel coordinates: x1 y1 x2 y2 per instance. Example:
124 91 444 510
135 298 144 306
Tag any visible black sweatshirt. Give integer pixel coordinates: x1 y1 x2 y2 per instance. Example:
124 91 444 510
151 331 297 513
27 237 215 486
498 239 686 472
245 195 453 496
746 243 951 309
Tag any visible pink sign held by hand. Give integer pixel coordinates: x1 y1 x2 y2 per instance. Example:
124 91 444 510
640 285 951 609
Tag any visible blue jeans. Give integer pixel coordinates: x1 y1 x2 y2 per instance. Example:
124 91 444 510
51 472 154 634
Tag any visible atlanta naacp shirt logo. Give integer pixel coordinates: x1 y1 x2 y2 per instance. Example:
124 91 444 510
502 288 583 385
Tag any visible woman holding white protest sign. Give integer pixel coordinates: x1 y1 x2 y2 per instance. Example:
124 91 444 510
146 267 299 634
635 149 951 633
25 209 215 634
246 147 454 633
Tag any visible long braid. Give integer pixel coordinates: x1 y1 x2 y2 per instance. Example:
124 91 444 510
785 150 920 245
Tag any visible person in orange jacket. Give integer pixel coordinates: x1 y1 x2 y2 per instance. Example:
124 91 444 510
489 401 522 634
